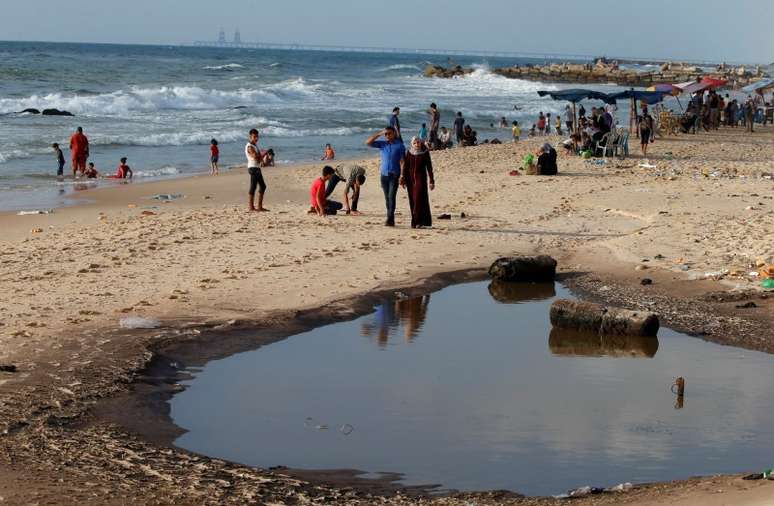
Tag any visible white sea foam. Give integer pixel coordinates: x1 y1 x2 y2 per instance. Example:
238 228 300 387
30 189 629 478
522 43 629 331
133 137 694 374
133 166 181 178
203 63 245 70
376 64 423 73
0 79 326 115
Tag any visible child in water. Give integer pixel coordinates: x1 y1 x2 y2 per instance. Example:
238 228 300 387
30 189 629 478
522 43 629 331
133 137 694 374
52 143 65 177
210 139 219 175
321 143 335 161
108 157 133 180
511 121 521 142
84 162 99 178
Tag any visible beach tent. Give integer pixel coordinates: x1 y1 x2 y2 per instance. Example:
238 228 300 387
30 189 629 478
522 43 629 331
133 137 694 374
700 77 728 89
740 78 774 95
537 89 616 132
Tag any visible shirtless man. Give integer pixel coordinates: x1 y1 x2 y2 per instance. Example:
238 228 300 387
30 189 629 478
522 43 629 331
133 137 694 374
245 129 268 212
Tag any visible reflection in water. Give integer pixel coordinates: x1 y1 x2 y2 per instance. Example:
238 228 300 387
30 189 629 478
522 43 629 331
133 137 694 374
361 295 430 346
487 280 556 304
549 328 659 358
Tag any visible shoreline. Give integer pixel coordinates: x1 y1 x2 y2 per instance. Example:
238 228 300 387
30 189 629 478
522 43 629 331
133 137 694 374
2 128 774 504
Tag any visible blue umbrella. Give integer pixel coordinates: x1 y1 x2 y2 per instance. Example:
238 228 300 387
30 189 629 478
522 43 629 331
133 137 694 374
537 89 617 104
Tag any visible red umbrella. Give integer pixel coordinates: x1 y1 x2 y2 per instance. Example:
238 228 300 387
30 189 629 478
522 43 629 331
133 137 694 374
700 77 728 89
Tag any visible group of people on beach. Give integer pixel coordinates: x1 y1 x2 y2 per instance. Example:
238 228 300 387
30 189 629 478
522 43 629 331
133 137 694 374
52 127 133 180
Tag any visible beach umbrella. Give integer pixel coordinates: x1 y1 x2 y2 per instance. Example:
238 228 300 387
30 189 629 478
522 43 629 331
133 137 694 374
675 80 711 94
701 77 728 89
537 89 616 133
740 78 774 95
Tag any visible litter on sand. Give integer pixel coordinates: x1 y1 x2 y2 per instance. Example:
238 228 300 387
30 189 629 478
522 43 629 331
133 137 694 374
17 209 54 215
119 317 161 329
638 163 657 169
149 193 184 201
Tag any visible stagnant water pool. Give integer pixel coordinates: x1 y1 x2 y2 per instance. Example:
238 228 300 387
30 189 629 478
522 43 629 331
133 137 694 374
169 281 774 496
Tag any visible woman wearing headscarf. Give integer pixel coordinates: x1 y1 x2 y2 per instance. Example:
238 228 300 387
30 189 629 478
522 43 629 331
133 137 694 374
401 137 435 228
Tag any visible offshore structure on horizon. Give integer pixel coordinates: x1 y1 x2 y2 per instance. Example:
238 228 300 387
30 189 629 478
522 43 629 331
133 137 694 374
191 31 748 67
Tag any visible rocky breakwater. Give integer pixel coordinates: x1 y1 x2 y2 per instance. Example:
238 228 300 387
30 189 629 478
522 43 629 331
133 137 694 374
425 60 769 89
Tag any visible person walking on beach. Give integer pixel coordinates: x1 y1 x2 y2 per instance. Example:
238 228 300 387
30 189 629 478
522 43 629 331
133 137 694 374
390 107 402 141
69 126 89 176
402 137 435 229
210 139 219 175
453 112 465 146
638 113 653 157
245 128 268 212
366 126 405 227
52 143 65 178
744 97 755 133
428 103 440 148
537 113 546 136
511 121 521 142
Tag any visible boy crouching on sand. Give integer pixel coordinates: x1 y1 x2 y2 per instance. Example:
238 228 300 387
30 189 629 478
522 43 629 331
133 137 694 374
309 166 343 216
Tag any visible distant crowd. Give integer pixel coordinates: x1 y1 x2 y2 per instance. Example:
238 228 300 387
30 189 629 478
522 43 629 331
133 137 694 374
50 87 772 229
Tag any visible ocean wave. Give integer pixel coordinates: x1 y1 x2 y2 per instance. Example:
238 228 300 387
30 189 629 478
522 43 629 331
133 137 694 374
203 63 244 70
0 79 327 115
376 64 422 73
133 166 181 178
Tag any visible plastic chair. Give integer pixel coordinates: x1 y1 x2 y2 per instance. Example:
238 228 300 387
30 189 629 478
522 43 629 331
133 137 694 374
598 130 618 158
615 130 630 158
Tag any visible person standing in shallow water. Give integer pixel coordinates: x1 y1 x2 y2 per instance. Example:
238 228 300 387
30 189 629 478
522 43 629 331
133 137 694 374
69 126 89 176
245 129 268 212
366 126 405 227
402 137 435 229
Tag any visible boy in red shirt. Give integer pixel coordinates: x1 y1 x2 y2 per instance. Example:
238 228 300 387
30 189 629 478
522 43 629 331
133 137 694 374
107 157 133 180
210 138 219 175
309 166 343 216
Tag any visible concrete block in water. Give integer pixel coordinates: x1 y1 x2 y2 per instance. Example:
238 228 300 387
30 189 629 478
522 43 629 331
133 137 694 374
488 256 557 282
549 299 660 337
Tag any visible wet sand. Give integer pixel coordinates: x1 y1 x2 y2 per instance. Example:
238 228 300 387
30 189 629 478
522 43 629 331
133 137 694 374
1 126 774 504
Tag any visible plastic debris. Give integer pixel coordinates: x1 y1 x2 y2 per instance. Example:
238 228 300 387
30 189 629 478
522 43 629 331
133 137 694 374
639 163 657 169
17 209 54 215
609 482 633 492
762 279 774 290
744 469 773 480
119 317 161 329
150 193 183 201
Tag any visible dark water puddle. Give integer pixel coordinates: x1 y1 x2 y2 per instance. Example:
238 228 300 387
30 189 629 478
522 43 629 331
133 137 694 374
169 280 774 496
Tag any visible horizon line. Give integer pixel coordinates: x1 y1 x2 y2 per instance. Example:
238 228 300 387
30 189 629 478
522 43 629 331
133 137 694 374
0 38 765 67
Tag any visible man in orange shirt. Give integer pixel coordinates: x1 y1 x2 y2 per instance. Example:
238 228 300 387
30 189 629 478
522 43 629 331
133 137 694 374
309 166 343 216
69 126 89 176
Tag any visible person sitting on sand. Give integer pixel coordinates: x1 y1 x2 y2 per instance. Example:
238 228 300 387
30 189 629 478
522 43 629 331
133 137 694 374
107 157 132 180
536 143 558 175
309 166 343 216
210 139 219 175
461 125 477 146
562 134 581 155
579 131 592 153
52 143 65 178
84 162 99 179
528 124 537 138
438 127 453 149
321 143 335 161
512 121 521 142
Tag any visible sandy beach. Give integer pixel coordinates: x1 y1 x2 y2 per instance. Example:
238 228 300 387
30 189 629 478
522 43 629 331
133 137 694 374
2 125 774 505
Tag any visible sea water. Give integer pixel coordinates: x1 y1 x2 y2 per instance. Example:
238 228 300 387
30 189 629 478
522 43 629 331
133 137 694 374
0 41 679 210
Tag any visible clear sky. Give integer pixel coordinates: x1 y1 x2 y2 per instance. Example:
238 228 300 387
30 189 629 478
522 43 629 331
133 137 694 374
3 0 772 63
